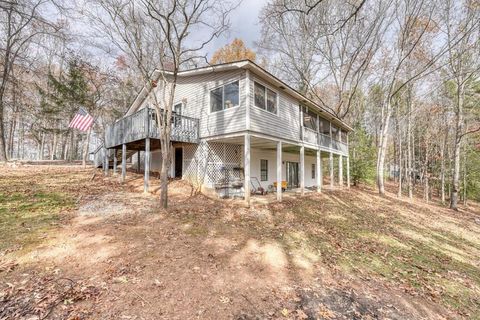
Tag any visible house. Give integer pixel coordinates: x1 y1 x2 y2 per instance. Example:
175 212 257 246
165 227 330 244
100 60 352 205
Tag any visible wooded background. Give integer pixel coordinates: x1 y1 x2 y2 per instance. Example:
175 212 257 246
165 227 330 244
0 0 478 209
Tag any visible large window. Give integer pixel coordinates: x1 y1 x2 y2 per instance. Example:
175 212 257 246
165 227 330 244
303 107 318 131
254 82 277 114
210 81 239 112
319 118 330 135
260 159 268 181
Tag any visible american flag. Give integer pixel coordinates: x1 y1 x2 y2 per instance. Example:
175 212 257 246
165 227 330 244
69 108 94 132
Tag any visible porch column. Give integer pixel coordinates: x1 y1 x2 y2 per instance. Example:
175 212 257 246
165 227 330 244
276 141 282 201
300 145 305 196
339 155 344 187
137 151 141 173
104 148 109 176
144 138 150 193
244 134 251 206
113 149 117 175
101 148 105 174
316 150 322 192
347 155 351 188
121 143 126 182
329 152 334 188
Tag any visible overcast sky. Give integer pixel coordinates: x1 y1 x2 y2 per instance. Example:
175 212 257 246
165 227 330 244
204 0 266 57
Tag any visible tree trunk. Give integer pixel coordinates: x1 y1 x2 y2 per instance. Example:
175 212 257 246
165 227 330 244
397 128 402 197
82 128 92 168
376 101 392 195
450 83 464 210
39 132 45 160
440 128 448 205
160 152 169 208
51 131 58 160
0 101 7 162
407 103 413 199
463 150 467 206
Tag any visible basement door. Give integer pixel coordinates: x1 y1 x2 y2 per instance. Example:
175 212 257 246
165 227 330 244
174 147 183 178
286 161 299 189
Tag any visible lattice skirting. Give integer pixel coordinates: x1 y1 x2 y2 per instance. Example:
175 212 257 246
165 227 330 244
183 140 242 188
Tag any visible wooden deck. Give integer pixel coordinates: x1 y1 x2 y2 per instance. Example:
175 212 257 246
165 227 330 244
105 107 199 149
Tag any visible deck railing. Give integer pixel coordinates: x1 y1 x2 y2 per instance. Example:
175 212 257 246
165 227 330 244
302 128 348 155
105 107 199 148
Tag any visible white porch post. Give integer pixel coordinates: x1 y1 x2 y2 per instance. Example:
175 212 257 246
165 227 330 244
329 152 334 188
277 141 282 201
316 149 322 192
244 134 251 206
346 134 350 188
113 149 117 175
347 155 351 188
339 155 344 187
144 138 150 193
329 122 334 188
300 145 305 196
121 143 126 182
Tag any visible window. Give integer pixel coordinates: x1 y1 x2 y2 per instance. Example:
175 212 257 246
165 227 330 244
319 118 330 135
331 125 339 139
173 103 182 126
210 81 239 112
254 82 277 114
312 163 316 179
303 107 318 131
224 81 239 109
341 130 348 143
260 159 268 181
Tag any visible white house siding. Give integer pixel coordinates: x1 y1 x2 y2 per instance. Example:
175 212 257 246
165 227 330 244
248 74 302 142
249 148 318 190
133 69 247 139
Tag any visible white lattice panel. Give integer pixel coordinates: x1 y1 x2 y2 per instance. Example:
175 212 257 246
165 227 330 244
182 141 242 188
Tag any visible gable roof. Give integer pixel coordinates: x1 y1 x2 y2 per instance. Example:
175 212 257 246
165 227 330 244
126 59 352 132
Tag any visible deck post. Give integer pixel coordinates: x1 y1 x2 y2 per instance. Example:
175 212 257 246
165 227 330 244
102 147 107 172
316 149 322 192
300 145 305 196
339 155 344 187
347 155 351 188
113 149 117 175
104 148 109 176
276 141 282 201
329 152 334 188
244 134 251 206
137 151 141 173
346 134 350 188
144 138 150 193
121 143 126 182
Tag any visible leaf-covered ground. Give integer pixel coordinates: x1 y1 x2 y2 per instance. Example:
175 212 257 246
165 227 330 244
1 164 479 319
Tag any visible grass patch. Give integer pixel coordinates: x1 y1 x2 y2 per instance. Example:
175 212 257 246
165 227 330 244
279 195 480 316
0 191 75 251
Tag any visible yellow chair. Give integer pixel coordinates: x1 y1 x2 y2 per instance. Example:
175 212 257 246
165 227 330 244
273 181 288 191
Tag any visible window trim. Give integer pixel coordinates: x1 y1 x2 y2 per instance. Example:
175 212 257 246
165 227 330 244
209 79 241 113
311 163 316 179
253 80 279 115
260 159 268 181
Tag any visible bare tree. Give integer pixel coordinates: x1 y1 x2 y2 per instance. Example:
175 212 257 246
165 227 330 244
87 0 234 208
441 0 480 210
258 0 387 119
0 0 62 162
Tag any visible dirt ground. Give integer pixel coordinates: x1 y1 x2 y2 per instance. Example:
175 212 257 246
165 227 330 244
1 165 479 319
